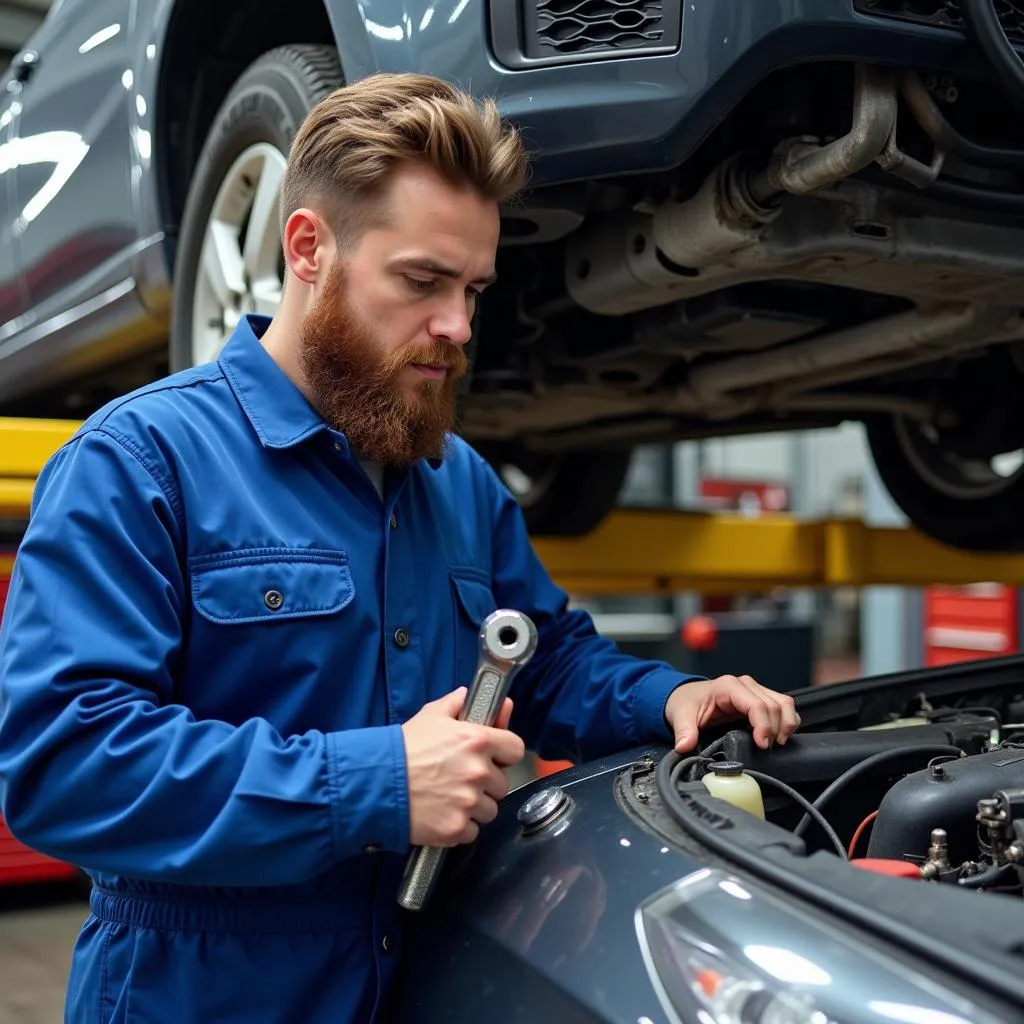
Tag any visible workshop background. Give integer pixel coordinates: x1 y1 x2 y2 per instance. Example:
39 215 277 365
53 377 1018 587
2 0 1022 1021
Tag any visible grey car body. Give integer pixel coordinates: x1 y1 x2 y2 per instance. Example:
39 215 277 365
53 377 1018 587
6 1 1024 547
392 654 1024 1023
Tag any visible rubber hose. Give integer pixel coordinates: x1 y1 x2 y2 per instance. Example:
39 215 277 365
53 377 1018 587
958 861 1017 888
742 769 847 858
962 0 1024 113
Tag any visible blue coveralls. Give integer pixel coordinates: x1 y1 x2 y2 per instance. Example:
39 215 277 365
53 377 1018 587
0 314 697 1023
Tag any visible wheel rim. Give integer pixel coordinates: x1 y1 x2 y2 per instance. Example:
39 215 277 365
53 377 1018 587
493 455 562 509
893 415 1024 501
191 143 287 365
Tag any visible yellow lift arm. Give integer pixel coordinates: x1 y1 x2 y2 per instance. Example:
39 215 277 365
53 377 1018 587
2 417 1024 594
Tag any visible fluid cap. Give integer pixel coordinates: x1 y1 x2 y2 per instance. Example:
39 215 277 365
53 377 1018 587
708 761 745 776
517 786 571 835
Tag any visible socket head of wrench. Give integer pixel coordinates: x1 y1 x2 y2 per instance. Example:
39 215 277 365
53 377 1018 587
480 609 538 666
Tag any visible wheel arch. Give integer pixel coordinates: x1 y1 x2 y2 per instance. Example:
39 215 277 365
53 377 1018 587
153 0 373 274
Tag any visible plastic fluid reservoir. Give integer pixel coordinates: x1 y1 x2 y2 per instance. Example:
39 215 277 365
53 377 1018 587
701 761 765 820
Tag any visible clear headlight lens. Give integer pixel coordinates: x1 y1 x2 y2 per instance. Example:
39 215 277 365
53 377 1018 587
635 867 1008 1024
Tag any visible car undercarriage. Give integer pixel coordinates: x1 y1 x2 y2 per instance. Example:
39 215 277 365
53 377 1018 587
468 51 1024 547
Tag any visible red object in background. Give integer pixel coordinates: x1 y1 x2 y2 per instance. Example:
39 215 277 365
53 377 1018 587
0 551 80 887
699 478 790 514
923 583 1018 667
681 615 719 652
534 756 574 778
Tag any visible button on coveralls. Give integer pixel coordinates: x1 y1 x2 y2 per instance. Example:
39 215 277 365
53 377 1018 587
0 315 697 1023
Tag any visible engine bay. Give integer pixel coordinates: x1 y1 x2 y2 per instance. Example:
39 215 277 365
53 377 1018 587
622 690 1024 899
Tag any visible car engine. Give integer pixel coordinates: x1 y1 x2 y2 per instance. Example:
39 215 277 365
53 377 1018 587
867 745 1024 894
643 701 1024 898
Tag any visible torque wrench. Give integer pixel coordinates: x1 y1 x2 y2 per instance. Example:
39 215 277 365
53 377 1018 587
397 609 538 911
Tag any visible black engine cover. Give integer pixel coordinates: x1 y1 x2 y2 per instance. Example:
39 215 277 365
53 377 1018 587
867 748 1024 865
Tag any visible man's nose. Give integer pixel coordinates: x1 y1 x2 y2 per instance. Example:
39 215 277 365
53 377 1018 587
429 297 474 346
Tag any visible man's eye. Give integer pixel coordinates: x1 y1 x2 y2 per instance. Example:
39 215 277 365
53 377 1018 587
406 277 436 292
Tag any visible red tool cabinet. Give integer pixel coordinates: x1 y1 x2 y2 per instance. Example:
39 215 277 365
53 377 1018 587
923 583 1019 667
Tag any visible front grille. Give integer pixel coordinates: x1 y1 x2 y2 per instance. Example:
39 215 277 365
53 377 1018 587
516 0 681 62
855 0 1024 45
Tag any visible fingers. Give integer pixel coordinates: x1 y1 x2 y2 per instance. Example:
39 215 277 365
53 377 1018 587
454 820 481 846
735 675 778 748
482 723 526 768
778 690 801 742
472 793 499 828
732 675 800 749
736 685 775 750
482 761 511 804
494 697 514 731
424 687 467 719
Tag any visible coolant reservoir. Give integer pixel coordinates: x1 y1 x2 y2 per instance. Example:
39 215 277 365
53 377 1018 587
701 761 765 820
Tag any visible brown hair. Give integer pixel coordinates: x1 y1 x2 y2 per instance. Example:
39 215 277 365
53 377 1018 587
280 72 529 248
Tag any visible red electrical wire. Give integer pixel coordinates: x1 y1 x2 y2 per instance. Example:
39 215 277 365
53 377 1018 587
848 810 879 859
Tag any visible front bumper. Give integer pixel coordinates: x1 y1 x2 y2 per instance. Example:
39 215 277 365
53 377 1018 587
475 0 996 186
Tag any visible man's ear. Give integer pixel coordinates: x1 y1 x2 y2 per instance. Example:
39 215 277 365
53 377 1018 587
283 208 333 286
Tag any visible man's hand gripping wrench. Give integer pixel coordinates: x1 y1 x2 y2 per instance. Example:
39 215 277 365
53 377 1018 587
397 609 538 911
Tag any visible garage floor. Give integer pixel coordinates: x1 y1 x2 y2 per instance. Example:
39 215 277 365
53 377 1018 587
0 883 86 1023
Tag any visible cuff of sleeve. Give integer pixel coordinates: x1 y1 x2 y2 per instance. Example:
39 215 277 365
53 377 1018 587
632 669 705 743
325 725 409 859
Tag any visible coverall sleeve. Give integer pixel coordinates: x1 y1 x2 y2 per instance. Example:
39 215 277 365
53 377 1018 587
0 428 407 887
480 457 703 764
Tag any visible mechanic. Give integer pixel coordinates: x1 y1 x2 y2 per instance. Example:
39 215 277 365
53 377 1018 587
0 73 800 1023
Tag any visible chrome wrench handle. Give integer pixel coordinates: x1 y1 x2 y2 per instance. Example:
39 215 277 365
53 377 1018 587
397 609 538 911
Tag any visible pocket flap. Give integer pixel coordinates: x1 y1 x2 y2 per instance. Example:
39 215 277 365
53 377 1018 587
191 549 355 625
451 572 497 628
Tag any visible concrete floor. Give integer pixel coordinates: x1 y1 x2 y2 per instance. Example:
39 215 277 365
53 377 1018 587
0 882 86 1024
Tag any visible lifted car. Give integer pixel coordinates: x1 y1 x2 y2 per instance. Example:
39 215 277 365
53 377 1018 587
7 2 1024 546
393 653 1024 1024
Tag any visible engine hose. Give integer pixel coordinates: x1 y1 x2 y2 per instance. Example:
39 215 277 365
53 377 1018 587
741 769 847 859
792 744 964 839
962 0 1024 114
958 862 1018 889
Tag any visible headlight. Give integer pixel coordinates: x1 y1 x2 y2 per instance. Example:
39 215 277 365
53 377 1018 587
635 868 1008 1024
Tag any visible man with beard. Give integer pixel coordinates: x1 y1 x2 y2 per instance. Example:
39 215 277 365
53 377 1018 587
0 72 800 1023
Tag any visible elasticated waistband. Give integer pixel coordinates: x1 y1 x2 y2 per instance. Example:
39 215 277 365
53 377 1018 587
89 884 367 935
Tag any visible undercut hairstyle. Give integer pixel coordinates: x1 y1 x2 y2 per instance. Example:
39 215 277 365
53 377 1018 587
279 72 529 250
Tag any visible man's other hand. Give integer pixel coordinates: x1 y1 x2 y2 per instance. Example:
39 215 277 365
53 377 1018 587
666 675 801 753
401 688 526 848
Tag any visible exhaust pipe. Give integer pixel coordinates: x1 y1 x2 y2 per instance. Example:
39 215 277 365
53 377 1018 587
654 65 899 270
685 305 980 402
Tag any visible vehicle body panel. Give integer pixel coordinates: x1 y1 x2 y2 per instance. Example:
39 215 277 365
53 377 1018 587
11 0 136 318
395 748 687 1024
0 73 27 331
317 0 978 187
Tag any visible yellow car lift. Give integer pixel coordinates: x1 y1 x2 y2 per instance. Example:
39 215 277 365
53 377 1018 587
4 416 1024 595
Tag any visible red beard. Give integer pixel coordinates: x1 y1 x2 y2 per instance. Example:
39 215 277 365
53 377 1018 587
298 263 469 466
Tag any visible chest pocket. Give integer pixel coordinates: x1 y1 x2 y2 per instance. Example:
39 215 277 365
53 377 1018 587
450 569 498 690
190 548 355 624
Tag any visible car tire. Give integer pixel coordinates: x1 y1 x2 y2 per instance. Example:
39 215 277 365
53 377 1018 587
866 413 1024 552
480 447 633 536
169 44 343 372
